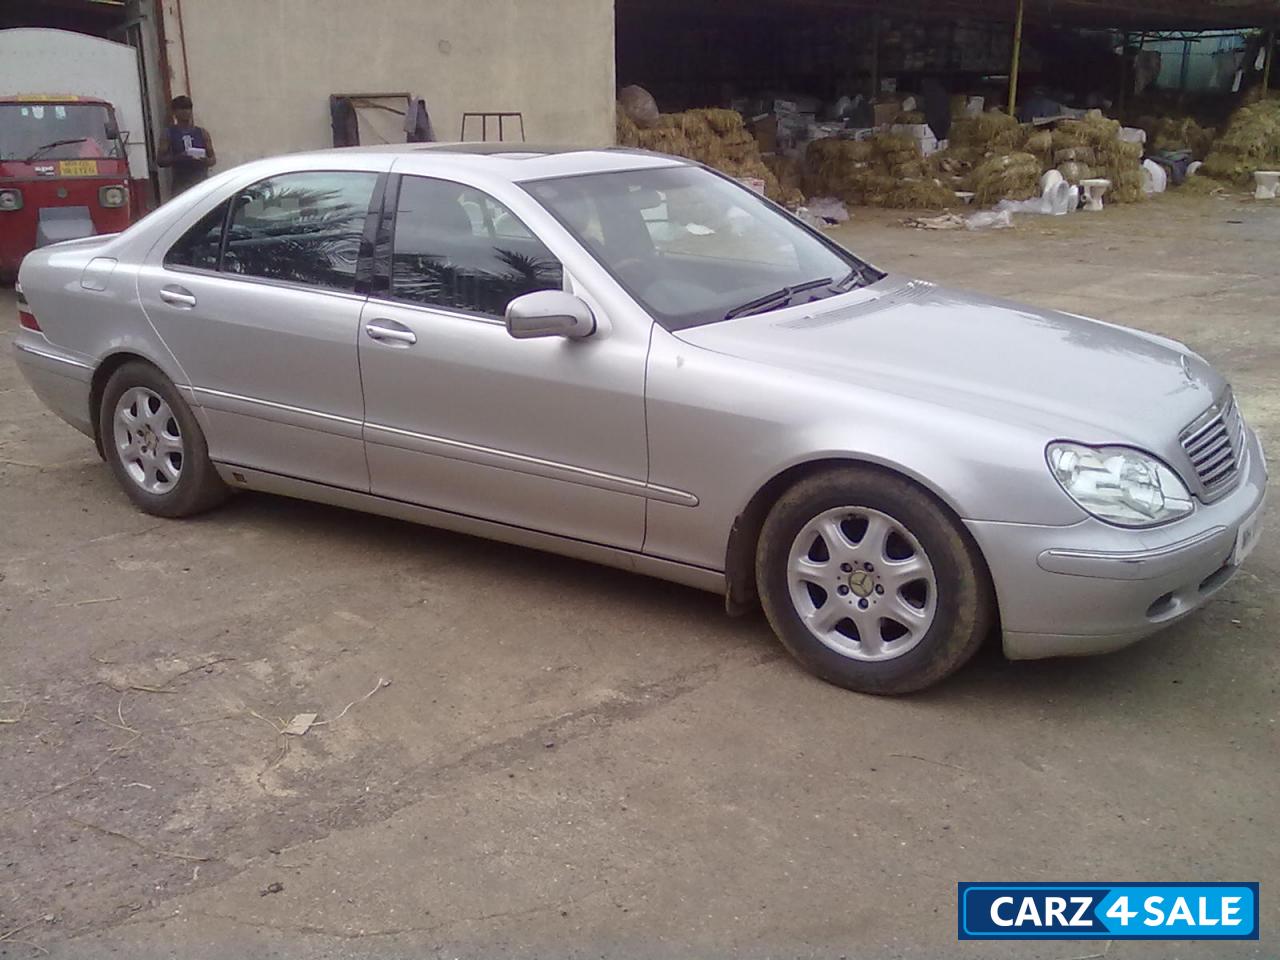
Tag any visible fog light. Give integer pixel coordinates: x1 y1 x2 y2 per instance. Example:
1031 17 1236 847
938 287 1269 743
99 185 127 208
0 188 23 211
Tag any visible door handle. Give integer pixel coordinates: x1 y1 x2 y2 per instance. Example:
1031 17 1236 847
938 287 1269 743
365 320 417 345
159 285 197 308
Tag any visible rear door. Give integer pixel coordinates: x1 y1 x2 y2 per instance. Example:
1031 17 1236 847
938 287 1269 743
136 167 383 490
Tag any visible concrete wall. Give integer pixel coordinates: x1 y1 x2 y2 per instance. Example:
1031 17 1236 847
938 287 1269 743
159 0 616 170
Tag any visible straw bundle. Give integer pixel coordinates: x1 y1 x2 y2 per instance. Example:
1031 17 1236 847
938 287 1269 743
950 111 1023 152
615 103 801 205
1200 98 1280 185
1179 172 1233 195
971 152 1042 205
1145 116 1217 159
1056 160 1094 185
616 104 641 147
1023 129 1054 164
1051 111 1144 203
803 136 954 209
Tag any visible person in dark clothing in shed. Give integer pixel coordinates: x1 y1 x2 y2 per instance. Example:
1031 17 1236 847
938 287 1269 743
158 95 216 197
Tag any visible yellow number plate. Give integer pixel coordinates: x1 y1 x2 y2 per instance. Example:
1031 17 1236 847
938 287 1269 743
58 159 99 177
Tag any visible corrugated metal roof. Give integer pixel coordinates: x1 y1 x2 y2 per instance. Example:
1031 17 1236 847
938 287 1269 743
660 0 1280 29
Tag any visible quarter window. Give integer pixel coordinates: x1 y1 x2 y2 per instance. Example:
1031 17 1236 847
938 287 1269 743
223 171 377 293
391 176 563 316
164 198 231 271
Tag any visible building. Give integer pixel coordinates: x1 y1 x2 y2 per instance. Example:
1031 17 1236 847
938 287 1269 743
2 0 1277 203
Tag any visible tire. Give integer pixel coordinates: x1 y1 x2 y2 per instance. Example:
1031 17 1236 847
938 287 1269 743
98 361 228 518
756 466 994 695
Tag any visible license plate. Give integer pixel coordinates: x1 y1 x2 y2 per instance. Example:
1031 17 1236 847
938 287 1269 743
1232 499 1265 566
58 159 98 177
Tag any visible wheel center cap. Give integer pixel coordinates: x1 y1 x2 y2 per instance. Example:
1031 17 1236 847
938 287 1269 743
847 569 875 598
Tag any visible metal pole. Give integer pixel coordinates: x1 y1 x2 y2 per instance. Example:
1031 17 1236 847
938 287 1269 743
1008 0 1024 117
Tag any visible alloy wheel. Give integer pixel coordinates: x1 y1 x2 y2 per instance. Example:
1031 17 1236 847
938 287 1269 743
786 506 938 662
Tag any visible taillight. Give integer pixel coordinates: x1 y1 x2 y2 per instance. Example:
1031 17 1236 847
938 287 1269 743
0 188 23 211
16 284 40 331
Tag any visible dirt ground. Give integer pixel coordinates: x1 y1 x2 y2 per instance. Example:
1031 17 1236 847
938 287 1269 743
1 191 1277 959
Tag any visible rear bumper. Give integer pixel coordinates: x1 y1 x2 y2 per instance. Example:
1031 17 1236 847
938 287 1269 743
967 427 1268 660
11 335 95 438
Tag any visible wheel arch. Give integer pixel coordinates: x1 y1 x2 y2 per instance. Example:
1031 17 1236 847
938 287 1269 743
723 456 994 618
88 351 168 457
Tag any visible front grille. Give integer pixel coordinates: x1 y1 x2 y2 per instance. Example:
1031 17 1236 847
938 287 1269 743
1180 392 1245 498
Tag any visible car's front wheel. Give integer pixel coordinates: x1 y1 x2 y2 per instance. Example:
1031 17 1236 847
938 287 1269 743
756 466 994 694
98 361 228 518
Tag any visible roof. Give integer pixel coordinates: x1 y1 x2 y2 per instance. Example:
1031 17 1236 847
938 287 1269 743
309 143 686 181
664 0 1280 29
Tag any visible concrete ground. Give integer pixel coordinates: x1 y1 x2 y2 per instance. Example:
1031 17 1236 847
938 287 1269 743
1 191 1277 960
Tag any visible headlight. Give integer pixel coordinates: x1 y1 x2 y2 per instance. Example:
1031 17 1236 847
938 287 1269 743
98 185 127 208
0 188 23 211
1047 442 1194 527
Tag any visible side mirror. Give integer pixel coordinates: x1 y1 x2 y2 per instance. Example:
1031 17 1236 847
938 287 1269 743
104 119 121 141
505 290 596 340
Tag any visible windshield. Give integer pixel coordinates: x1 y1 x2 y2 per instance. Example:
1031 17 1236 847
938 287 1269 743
0 102 118 162
523 164 881 330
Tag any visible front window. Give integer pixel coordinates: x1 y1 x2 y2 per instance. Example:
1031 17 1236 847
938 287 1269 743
0 102 120 162
524 165 881 330
390 175 564 317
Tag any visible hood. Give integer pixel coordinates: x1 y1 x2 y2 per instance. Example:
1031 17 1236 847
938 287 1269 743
674 276 1223 447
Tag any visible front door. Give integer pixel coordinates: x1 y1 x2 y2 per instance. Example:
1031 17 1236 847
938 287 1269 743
136 169 381 490
357 173 649 550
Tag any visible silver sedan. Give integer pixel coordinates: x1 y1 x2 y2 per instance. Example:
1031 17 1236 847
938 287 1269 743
12 144 1268 694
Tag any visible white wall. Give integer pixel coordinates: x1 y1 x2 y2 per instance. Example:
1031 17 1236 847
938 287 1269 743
160 0 617 169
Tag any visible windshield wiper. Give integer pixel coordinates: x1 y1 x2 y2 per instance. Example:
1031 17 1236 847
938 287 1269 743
24 137 93 162
832 265 876 292
723 276 833 321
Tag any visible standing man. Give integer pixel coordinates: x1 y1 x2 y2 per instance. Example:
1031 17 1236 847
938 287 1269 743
158 95 215 197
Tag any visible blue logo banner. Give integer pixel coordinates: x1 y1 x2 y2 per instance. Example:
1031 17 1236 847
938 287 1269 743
958 883 1259 940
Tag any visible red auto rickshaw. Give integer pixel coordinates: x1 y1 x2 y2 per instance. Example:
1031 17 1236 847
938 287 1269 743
0 95 134 280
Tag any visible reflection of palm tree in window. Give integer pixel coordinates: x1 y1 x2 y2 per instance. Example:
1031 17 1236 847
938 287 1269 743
226 183 366 288
393 245 562 316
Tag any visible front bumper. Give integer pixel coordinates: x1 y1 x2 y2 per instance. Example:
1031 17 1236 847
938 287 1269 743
967 427 1268 660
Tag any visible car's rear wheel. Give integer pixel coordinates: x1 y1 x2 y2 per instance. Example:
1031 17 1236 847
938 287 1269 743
756 466 993 694
99 361 228 517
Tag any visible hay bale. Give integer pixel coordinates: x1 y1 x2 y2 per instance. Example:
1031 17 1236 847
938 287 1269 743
1057 161 1094 184
685 108 746 136
1109 167 1145 204
616 104 640 147
636 126 690 156
972 152 1042 205
869 132 921 162
1023 129 1053 163
763 153 805 207
1050 111 1144 203
1054 146 1096 164
628 107 800 205
1179 172 1233 195
1200 98 1280 185
951 111 1022 152
1150 116 1217 159
878 178 957 209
